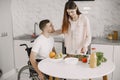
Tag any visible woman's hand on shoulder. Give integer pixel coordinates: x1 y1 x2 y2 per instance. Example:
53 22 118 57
50 29 62 36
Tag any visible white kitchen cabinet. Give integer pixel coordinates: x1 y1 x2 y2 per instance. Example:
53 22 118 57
113 45 120 80
14 40 32 71
91 44 113 61
54 42 62 54
91 44 114 80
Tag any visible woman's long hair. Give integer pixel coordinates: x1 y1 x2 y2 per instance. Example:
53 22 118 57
62 1 81 33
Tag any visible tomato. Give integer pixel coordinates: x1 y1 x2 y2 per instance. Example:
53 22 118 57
82 57 87 63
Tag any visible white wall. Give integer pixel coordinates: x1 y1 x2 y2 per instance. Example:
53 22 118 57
11 0 120 37
0 0 15 79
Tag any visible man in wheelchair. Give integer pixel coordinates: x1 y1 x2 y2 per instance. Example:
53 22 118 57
30 19 56 80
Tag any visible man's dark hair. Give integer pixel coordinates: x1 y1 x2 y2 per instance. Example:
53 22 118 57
39 19 50 31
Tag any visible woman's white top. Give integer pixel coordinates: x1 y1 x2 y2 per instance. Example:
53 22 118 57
64 14 91 54
32 34 54 59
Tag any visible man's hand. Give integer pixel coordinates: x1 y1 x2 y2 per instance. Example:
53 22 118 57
38 73 45 80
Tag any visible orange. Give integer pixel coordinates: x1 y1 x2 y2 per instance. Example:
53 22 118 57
49 51 56 58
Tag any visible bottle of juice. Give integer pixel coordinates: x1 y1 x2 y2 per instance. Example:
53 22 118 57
89 48 97 68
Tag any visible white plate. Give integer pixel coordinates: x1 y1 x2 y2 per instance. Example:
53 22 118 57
48 58 63 62
64 57 78 64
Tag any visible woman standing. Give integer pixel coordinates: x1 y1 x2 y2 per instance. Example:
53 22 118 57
62 1 91 55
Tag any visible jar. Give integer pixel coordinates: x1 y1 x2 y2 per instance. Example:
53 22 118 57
107 34 113 40
113 31 118 40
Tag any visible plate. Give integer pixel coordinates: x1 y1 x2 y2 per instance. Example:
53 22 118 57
48 58 63 62
64 57 78 64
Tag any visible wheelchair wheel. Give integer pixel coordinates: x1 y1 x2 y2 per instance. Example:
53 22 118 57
18 65 39 80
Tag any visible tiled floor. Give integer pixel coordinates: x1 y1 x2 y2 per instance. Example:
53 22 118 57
4 73 17 80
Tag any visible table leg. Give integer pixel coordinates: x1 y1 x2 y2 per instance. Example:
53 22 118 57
49 76 53 80
103 75 108 80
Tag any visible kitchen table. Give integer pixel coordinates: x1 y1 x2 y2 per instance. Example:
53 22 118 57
38 58 115 80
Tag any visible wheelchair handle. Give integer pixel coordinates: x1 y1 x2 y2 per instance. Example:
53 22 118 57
20 44 28 48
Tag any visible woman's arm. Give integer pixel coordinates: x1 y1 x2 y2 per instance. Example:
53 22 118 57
81 16 91 53
50 29 62 36
84 16 91 47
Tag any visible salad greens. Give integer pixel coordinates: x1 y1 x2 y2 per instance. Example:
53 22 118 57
96 52 107 66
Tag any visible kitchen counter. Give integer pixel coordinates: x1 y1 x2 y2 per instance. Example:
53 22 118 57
14 35 120 45
14 34 35 41
92 37 120 45
13 34 64 42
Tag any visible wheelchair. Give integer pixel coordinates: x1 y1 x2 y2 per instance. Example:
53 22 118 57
17 44 40 80
17 43 67 80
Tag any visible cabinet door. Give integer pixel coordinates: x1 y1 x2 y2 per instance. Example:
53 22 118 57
113 45 120 80
91 44 113 61
14 40 32 71
91 44 114 80
54 42 62 54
